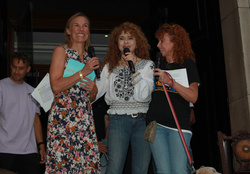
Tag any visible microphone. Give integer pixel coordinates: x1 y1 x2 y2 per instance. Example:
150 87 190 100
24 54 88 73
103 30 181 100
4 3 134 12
123 48 135 74
156 52 162 68
155 52 162 81
88 46 100 80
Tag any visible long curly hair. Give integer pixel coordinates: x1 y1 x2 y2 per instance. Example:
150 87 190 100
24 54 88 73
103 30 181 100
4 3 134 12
103 22 151 73
155 23 195 64
64 12 91 52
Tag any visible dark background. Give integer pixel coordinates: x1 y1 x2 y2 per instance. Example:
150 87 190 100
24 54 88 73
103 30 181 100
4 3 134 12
0 0 230 173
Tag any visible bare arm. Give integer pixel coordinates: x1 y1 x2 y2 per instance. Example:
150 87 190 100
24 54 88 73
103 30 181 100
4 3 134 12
190 107 196 124
154 68 199 104
170 81 198 104
89 84 98 102
104 114 109 141
97 114 109 154
49 46 100 94
34 113 46 164
49 46 81 94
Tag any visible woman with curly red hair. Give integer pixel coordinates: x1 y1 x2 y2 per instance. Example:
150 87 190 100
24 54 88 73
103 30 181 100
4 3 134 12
146 23 200 173
94 22 154 174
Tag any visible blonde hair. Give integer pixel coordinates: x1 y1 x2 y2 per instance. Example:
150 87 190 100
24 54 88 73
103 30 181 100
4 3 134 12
64 12 91 52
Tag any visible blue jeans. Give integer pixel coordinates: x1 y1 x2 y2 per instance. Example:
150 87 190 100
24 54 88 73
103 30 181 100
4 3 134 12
187 147 194 174
106 114 151 174
150 124 192 174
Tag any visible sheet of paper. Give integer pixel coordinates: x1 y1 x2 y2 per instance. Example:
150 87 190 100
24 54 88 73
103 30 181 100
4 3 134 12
165 68 189 87
32 73 54 112
63 59 96 85
165 68 193 106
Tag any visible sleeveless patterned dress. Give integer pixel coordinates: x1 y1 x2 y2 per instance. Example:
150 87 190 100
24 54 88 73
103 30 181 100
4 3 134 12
45 46 100 174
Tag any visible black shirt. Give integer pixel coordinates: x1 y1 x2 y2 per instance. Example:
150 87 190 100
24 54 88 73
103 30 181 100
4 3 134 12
146 59 200 131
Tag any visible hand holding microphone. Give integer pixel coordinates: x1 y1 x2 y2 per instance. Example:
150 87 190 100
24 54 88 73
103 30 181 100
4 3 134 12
123 48 135 74
88 46 100 80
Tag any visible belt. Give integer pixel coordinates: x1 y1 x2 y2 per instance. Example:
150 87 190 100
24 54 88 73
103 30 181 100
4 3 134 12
131 113 146 118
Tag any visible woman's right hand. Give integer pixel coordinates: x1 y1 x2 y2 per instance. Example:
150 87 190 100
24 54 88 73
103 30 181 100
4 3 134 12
154 68 172 86
81 57 100 76
154 67 199 104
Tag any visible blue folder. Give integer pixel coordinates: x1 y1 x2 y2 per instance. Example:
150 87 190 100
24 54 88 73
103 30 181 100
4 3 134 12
63 59 96 85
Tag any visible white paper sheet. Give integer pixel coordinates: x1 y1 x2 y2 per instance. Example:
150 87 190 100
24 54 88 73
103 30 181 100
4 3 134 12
165 68 189 87
32 73 54 112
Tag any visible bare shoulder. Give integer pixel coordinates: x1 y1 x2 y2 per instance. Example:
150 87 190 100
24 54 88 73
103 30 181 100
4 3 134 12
50 45 66 72
53 45 65 54
51 45 66 62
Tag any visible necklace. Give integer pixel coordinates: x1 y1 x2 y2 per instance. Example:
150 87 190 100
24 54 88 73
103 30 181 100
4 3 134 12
120 60 127 67
133 56 138 63
119 55 138 66
79 56 84 63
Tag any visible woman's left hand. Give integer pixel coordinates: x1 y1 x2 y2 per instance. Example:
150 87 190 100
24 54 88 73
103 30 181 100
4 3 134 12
79 77 95 92
79 77 98 101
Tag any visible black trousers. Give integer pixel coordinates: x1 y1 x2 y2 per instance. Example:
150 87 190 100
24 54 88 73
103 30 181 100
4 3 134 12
0 153 40 174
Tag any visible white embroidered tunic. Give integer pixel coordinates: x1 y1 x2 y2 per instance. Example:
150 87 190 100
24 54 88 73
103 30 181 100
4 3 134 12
95 59 154 115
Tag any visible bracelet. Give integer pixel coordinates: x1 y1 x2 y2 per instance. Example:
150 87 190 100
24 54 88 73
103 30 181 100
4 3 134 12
78 71 83 79
38 142 45 147
132 71 139 79
169 79 175 88
164 72 175 88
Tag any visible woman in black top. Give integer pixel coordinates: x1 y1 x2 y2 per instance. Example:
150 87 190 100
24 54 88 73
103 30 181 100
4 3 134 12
147 23 200 174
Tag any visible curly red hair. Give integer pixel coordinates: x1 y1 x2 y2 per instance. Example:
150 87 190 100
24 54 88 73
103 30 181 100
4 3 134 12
155 23 195 64
103 22 151 73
